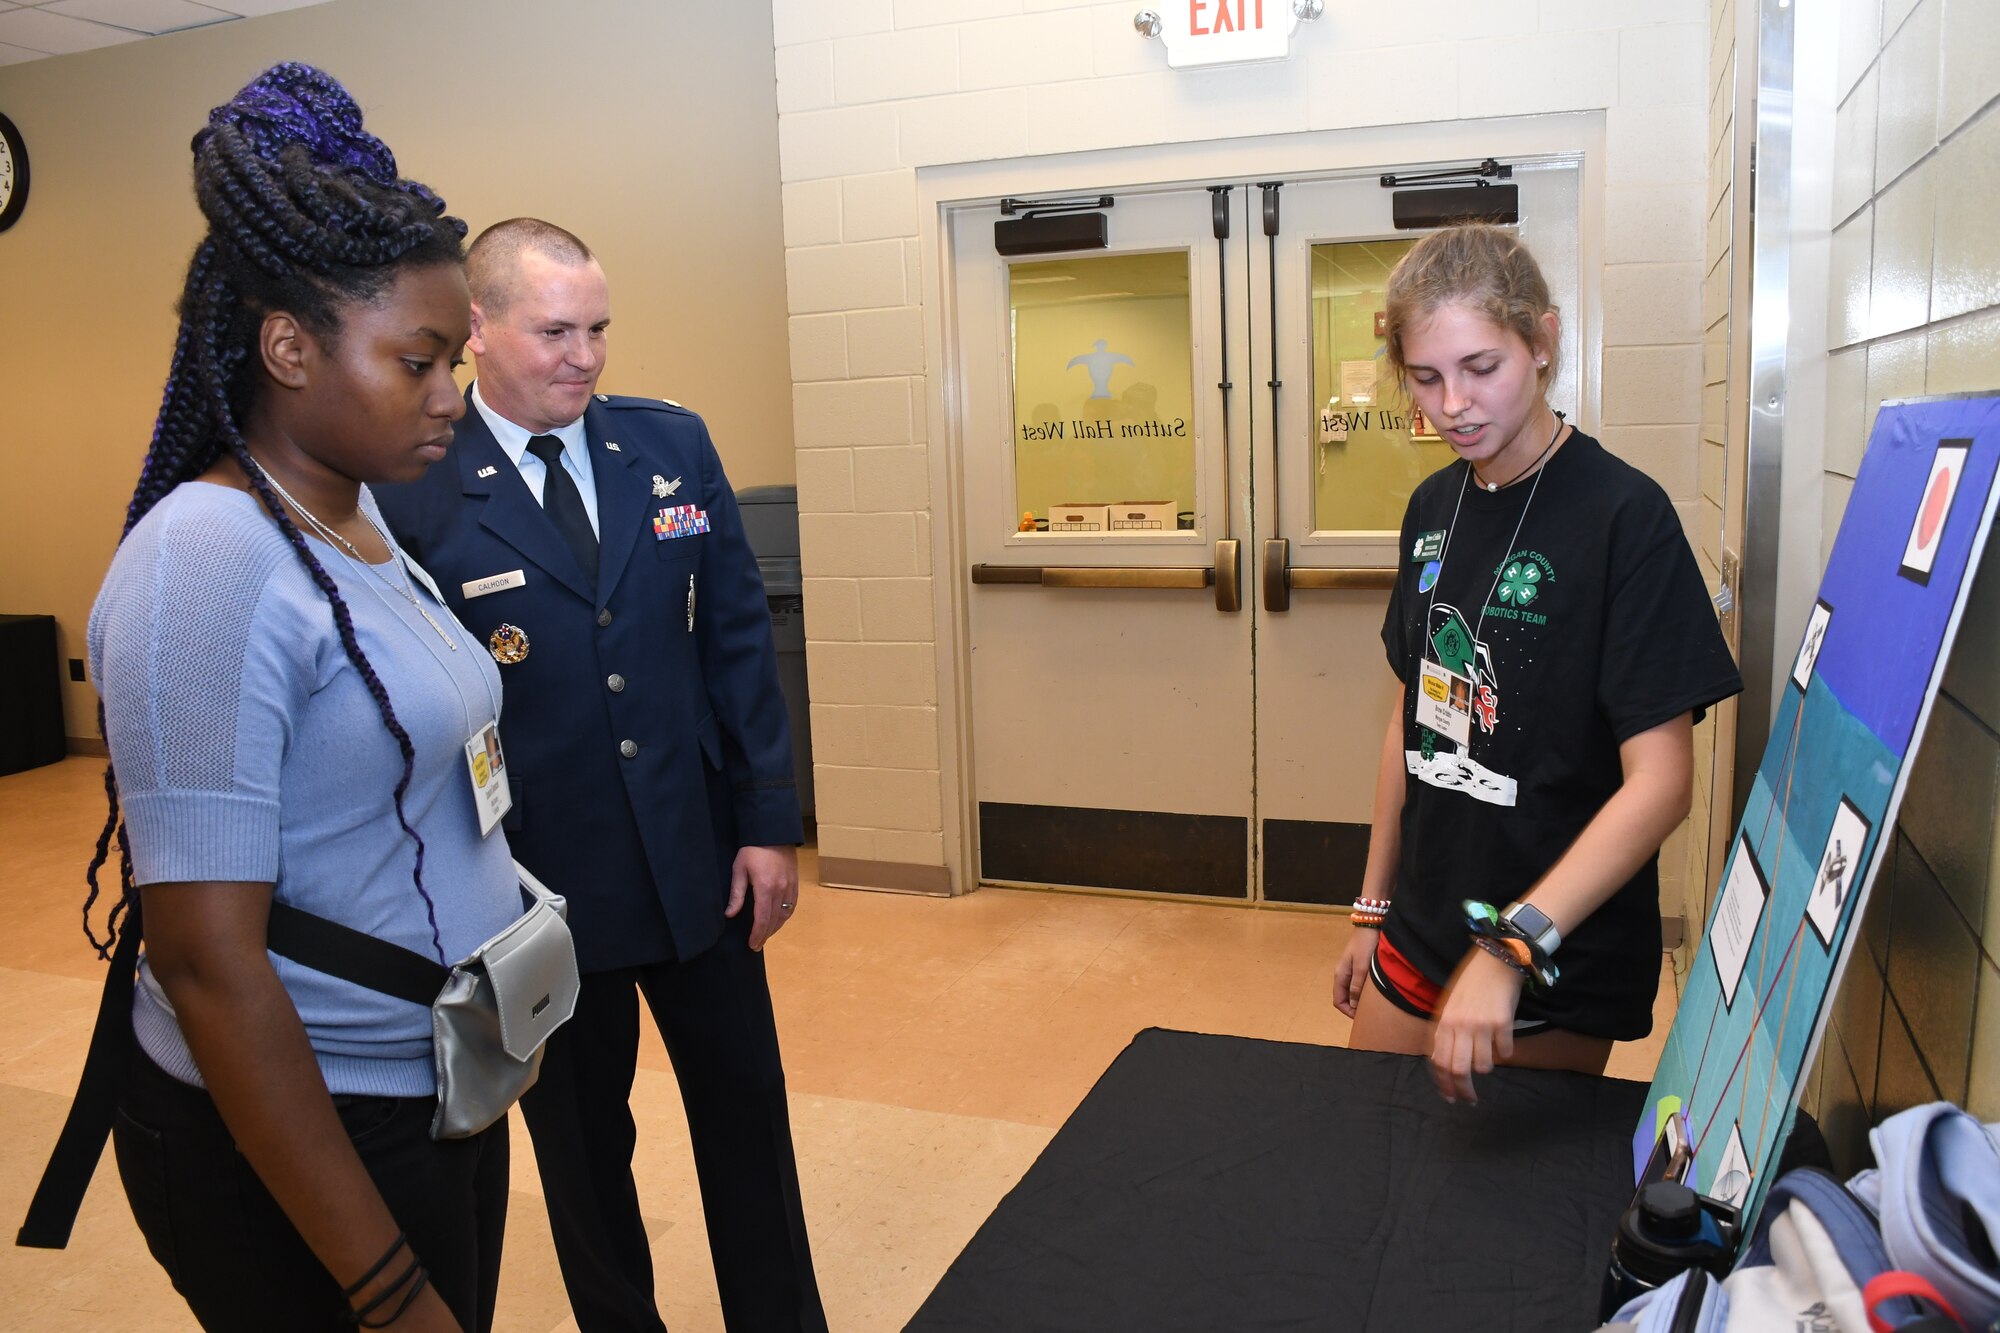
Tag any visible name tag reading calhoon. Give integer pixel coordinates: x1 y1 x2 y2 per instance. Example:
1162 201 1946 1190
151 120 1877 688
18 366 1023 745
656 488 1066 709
463 569 526 599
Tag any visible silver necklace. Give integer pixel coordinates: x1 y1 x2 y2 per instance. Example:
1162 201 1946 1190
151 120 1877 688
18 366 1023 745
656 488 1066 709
256 464 459 652
1475 411 1565 492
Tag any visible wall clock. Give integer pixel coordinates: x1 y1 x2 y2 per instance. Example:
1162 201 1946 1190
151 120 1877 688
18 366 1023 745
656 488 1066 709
0 113 28 233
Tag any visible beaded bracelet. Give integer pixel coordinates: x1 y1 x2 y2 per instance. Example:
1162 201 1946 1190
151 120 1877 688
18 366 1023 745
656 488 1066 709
1348 895 1390 929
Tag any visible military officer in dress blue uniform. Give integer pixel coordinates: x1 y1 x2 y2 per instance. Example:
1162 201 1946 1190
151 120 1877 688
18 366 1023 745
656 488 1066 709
373 218 826 1333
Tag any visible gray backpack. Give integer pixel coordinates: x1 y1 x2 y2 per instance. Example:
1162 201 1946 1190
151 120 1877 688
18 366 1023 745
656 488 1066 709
1599 1101 1998 1332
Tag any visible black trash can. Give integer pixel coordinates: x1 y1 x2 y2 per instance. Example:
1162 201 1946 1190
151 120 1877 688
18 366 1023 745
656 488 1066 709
0 615 67 776
735 485 813 818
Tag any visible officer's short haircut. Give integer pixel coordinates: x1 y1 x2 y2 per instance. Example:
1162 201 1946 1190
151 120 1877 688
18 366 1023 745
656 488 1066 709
467 217 594 312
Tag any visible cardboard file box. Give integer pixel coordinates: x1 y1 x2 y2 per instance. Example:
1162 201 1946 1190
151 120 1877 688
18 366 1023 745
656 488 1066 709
1108 500 1175 531
1047 503 1108 532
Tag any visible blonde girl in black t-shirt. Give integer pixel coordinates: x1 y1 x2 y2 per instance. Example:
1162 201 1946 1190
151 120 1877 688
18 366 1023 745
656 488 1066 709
1332 225 1740 1105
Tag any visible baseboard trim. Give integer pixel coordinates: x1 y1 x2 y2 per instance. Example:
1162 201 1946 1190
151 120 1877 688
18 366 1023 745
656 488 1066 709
816 856 953 897
65 737 108 757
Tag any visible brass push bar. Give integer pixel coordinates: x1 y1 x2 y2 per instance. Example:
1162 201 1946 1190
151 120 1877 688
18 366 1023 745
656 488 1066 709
1287 567 1398 592
1261 539 1397 603
1213 539 1242 612
971 563 1215 590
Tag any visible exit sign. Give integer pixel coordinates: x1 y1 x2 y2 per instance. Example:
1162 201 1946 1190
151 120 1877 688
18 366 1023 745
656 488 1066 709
1158 0 1306 68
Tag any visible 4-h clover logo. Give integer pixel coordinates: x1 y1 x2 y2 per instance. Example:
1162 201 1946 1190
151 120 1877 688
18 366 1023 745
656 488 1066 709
1497 561 1542 605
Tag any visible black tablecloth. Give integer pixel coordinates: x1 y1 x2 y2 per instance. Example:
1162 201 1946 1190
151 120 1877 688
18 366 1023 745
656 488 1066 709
0 614 66 775
909 1029 1647 1333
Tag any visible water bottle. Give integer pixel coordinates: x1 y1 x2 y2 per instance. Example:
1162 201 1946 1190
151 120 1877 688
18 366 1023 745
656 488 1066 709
1599 1180 1741 1320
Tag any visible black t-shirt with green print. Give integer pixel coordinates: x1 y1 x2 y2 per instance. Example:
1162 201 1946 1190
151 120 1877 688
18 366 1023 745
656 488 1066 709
1377 430 1742 1040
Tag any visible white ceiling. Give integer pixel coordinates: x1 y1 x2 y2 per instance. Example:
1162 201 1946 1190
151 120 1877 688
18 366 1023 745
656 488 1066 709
0 0 330 66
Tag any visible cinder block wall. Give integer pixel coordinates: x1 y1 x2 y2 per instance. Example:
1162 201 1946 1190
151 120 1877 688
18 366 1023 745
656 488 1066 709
774 0 1720 892
1798 0 2000 1163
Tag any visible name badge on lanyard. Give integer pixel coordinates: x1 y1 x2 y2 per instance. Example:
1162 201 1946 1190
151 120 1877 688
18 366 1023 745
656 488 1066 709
464 719 514 838
1415 659 1474 749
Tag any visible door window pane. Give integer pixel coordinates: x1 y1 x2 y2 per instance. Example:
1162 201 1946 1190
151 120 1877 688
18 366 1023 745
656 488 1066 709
1010 252 1195 534
1309 239 1458 533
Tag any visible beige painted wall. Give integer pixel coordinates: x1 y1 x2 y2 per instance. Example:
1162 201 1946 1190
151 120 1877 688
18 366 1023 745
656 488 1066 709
0 0 792 741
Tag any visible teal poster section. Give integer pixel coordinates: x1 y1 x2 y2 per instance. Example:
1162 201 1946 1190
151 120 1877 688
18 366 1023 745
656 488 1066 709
1639 394 2000 1235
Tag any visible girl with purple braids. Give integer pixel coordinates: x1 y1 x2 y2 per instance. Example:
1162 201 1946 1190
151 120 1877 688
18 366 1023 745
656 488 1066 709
47 65 521 1330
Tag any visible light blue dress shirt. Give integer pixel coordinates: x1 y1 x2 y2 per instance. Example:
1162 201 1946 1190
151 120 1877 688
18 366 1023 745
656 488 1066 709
471 380 601 538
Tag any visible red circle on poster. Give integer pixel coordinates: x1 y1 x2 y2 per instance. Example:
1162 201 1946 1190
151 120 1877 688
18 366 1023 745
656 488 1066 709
1918 465 1954 549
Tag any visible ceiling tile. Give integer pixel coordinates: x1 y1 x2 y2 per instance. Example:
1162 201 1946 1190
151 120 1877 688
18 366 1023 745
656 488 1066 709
44 0 234 35
0 39 42 63
203 0 331 15
0 8 143 52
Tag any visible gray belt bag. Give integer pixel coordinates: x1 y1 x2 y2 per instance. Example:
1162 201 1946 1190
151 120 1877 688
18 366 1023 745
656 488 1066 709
265 861 580 1140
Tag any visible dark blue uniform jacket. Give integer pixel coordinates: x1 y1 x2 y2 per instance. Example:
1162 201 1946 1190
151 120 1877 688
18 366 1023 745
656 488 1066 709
374 391 803 972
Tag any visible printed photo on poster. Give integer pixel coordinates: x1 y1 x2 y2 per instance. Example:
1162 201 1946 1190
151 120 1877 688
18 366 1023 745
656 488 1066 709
1714 1124 1753 1209
1791 598 1833 693
1900 440 1971 584
1806 797 1872 949
1711 834 1769 1010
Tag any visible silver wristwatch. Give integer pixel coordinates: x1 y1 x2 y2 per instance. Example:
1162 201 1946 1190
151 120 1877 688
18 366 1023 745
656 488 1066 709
1501 901 1562 956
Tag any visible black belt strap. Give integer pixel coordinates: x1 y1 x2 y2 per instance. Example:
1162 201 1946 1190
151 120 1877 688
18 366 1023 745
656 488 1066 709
263 902 449 1010
18 902 448 1250
18 909 142 1249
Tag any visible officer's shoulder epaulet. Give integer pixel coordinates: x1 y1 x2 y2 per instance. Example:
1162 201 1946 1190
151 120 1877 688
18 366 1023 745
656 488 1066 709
593 393 696 417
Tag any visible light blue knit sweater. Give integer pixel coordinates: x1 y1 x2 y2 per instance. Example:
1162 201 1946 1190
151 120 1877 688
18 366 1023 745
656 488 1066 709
91 482 521 1097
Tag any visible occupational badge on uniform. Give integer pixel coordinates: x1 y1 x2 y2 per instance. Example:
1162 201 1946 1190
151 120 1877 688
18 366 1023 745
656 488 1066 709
654 504 710 539
488 623 530 664
653 474 681 498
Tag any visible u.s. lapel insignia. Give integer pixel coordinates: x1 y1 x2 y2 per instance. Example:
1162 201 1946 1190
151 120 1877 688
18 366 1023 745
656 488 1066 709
652 474 670 498
488 623 529 665
476 465 498 478
604 441 622 452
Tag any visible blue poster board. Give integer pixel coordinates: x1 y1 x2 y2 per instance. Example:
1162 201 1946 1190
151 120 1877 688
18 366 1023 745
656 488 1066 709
1639 393 2000 1235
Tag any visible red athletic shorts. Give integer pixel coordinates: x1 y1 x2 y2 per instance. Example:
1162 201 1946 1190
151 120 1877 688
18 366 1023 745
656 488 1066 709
1367 931 1550 1036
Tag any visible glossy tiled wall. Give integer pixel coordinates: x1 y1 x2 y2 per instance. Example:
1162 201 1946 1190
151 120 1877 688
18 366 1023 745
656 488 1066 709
1800 0 2000 1167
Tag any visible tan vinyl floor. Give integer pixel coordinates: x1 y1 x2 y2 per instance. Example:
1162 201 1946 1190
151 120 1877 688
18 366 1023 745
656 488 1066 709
0 757 1679 1330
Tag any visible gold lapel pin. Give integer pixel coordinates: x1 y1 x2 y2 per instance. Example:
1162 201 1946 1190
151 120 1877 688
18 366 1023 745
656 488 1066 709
488 623 529 664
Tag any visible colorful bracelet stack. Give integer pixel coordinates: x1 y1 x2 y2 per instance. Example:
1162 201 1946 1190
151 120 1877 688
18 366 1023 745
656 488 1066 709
1350 896 1392 929
1462 898 1561 989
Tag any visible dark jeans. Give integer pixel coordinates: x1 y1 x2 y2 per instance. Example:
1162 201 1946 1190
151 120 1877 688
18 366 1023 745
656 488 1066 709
112 1045 509 1332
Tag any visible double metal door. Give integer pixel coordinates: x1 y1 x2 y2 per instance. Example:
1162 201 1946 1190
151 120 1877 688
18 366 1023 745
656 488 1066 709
952 162 1582 903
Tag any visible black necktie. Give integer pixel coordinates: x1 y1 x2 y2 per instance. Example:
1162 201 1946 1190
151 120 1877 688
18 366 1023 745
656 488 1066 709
526 434 597 584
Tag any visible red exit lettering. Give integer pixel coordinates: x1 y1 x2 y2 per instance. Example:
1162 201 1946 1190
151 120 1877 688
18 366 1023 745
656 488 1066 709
1189 0 1264 35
